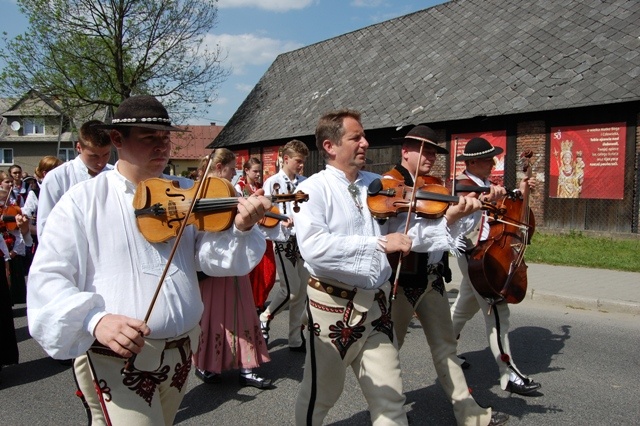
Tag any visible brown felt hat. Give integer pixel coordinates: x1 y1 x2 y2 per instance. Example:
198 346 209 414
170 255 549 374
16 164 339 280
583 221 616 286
392 125 448 154
96 95 182 131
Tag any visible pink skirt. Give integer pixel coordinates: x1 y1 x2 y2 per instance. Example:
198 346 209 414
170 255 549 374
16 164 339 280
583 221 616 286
193 275 270 373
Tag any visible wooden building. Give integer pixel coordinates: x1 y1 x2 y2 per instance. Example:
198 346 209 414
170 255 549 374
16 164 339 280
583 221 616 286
209 0 640 235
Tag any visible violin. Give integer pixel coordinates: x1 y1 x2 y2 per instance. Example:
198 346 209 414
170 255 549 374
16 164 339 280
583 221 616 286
133 176 308 243
0 205 24 231
367 177 505 220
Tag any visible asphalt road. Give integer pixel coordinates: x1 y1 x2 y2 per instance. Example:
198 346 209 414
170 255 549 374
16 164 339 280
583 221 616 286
2 292 639 425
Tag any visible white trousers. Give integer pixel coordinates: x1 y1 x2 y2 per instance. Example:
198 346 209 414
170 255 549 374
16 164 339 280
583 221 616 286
451 255 527 389
392 276 491 426
260 239 310 347
74 329 197 425
295 281 407 426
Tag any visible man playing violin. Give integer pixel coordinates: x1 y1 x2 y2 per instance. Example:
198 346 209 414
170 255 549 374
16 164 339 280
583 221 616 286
450 137 541 396
27 95 271 425
383 126 509 426
292 111 483 425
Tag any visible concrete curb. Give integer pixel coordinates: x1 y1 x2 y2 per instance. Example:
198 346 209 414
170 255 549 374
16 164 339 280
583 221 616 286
446 285 640 316
527 289 640 315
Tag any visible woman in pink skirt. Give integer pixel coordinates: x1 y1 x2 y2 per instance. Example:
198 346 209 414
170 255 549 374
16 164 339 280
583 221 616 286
192 149 289 389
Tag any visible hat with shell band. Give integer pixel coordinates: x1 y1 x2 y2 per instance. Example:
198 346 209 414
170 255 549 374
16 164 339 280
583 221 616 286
96 95 182 131
392 125 449 154
455 137 504 161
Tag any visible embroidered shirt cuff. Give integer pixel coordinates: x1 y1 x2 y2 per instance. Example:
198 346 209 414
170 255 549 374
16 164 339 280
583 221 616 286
376 236 388 252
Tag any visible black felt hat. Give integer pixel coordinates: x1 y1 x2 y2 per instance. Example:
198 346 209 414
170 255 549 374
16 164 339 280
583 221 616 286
393 125 448 154
456 137 504 161
97 95 182 131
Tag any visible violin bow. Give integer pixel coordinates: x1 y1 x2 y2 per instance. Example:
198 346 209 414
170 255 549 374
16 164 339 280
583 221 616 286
389 139 426 307
451 137 459 196
123 153 215 373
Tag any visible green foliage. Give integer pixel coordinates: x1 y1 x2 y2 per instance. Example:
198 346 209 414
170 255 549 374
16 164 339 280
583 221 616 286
526 231 640 272
0 0 229 121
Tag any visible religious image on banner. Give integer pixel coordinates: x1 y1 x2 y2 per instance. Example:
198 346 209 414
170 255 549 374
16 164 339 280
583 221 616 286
549 123 626 199
450 130 507 187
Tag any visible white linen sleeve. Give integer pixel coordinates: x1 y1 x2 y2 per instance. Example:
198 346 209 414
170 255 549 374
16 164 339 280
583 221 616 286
27 200 108 359
21 190 38 217
259 220 292 242
36 174 66 240
196 225 266 277
390 213 466 255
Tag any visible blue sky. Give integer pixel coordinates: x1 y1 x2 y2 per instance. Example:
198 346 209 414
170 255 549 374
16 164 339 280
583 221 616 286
0 0 446 125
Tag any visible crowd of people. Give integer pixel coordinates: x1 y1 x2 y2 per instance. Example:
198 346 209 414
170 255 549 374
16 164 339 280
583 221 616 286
0 95 542 425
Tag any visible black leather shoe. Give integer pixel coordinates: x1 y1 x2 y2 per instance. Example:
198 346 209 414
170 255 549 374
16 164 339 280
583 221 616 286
239 373 272 389
488 411 509 425
506 379 541 395
195 368 221 384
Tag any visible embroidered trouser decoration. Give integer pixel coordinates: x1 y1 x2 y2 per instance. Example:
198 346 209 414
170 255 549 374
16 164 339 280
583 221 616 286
122 365 171 406
371 296 394 342
275 239 301 266
431 276 445 296
328 300 366 359
170 344 192 391
402 286 426 307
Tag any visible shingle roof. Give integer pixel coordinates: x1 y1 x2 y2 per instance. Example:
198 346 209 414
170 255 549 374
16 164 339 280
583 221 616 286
212 0 640 148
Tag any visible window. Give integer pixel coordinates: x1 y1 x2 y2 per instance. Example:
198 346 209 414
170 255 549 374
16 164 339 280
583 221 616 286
24 118 45 135
58 148 76 162
0 148 14 165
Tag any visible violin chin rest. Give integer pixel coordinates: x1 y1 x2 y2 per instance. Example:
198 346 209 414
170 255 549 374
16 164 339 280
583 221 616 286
368 178 383 196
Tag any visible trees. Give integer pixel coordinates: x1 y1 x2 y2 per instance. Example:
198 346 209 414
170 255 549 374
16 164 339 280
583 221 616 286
0 0 229 121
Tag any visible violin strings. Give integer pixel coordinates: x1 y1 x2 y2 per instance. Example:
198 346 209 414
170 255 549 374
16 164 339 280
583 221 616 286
157 198 238 209
193 198 239 212
156 195 301 214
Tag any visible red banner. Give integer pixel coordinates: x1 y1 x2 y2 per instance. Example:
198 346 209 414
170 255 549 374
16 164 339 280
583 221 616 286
450 130 507 186
262 146 281 182
233 149 249 170
549 123 625 199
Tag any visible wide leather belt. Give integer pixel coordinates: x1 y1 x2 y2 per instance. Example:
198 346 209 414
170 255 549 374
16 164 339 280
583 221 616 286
308 277 356 299
308 277 385 301
91 336 190 358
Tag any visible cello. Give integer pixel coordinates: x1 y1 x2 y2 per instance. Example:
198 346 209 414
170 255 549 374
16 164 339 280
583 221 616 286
467 151 535 304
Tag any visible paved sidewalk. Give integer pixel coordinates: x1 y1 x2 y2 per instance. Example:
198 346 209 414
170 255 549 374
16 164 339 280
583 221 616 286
447 260 640 315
